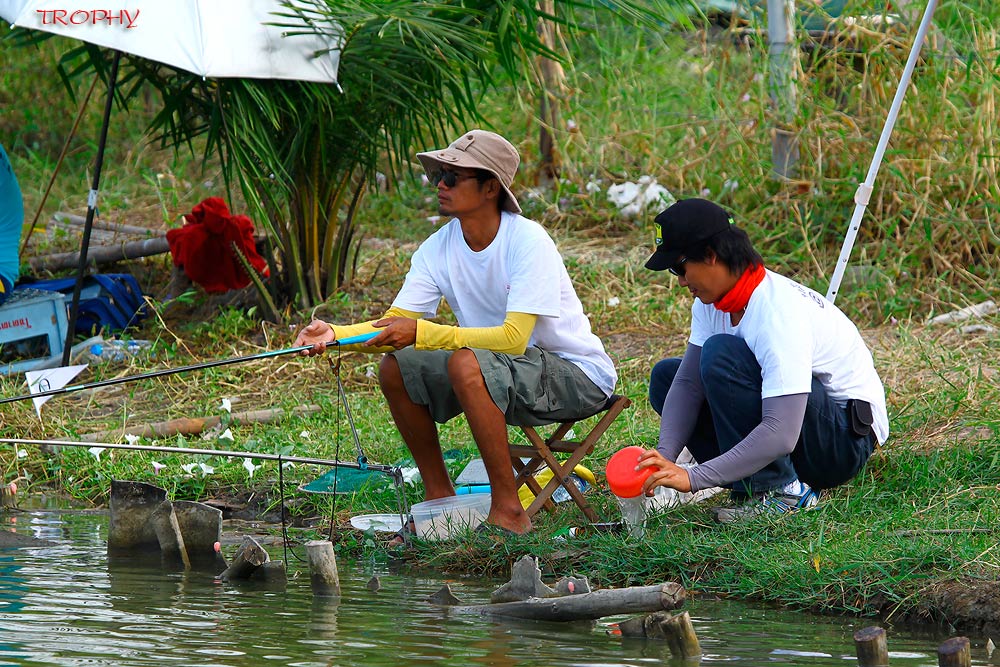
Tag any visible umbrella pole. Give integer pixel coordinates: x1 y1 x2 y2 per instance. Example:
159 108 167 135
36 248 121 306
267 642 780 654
825 0 939 303
62 50 122 365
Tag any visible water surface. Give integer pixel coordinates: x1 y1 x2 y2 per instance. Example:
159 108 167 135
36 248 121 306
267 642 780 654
0 508 992 666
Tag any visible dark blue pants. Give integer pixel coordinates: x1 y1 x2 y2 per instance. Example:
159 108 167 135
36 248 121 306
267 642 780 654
648 334 875 495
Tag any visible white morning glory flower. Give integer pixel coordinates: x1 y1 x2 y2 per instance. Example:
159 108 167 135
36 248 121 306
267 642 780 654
243 459 261 478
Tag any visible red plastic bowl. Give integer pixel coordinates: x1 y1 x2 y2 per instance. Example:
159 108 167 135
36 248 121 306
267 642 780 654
606 446 653 498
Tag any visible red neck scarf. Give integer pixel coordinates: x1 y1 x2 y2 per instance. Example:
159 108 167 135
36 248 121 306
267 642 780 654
714 263 766 313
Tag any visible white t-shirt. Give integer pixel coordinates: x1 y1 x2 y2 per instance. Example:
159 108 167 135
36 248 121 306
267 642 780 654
392 211 617 396
689 270 889 444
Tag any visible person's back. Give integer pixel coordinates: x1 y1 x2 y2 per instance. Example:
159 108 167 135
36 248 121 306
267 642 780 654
0 143 25 303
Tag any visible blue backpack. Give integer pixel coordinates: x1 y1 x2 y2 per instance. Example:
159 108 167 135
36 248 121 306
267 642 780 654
16 273 147 336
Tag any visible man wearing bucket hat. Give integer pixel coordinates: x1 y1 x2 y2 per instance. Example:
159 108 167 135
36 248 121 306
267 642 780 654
635 198 888 523
295 130 616 541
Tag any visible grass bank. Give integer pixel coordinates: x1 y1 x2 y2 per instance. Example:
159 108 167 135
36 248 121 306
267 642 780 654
2 6 999 632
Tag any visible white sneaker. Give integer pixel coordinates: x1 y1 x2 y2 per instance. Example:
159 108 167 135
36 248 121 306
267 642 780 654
713 481 820 524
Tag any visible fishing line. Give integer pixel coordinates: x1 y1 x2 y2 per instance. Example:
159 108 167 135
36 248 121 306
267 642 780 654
277 453 303 565
327 347 343 542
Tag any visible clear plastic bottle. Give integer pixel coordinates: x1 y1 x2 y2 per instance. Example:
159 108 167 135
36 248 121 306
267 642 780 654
88 339 152 364
617 494 646 539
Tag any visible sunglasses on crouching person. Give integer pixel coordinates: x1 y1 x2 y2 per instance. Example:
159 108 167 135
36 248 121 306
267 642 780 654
667 256 689 277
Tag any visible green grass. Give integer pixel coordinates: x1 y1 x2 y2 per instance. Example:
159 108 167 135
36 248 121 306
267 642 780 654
1 3 999 626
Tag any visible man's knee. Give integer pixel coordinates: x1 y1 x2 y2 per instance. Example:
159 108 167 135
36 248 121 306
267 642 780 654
446 348 483 393
378 354 404 394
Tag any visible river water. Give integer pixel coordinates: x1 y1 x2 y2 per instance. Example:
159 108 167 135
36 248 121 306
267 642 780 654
0 506 993 667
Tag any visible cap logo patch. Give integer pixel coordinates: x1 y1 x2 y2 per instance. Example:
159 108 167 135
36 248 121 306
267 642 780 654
654 223 663 247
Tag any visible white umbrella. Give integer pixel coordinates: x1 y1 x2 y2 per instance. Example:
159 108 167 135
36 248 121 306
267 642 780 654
0 1 342 365
0 0 341 82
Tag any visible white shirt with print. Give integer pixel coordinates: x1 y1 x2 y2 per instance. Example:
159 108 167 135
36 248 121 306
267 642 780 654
689 270 889 444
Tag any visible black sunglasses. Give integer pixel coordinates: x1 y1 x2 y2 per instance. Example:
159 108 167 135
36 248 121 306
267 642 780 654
430 169 476 188
667 256 689 277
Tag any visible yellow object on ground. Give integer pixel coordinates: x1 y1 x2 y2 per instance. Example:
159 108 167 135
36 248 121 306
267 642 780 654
517 464 597 509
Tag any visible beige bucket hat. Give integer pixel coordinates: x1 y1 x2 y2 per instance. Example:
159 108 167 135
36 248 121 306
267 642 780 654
416 130 521 214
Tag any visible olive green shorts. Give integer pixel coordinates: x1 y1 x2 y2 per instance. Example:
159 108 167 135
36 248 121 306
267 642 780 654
390 346 609 427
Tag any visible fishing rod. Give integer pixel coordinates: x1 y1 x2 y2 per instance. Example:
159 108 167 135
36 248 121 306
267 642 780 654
1 331 379 406
0 437 402 477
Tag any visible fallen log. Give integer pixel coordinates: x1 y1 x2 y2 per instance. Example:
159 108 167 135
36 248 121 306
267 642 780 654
79 405 322 442
453 582 685 622
27 236 170 272
50 212 164 238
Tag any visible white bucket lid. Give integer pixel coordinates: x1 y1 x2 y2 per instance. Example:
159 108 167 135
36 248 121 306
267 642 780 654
349 513 404 533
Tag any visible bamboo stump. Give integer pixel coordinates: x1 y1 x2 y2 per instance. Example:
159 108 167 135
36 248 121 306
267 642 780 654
108 480 168 553
618 615 648 638
618 608 701 658
219 536 269 581
151 500 189 568
663 611 701 659
938 637 971 667
854 626 889 667
172 500 225 570
251 561 287 585
306 540 341 597
490 555 558 603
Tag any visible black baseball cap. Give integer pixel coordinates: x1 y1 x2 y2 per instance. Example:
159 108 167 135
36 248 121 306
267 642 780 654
644 198 733 271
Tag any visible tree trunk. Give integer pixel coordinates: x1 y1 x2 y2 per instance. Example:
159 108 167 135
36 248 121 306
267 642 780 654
535 0 565 186
768 0 800 178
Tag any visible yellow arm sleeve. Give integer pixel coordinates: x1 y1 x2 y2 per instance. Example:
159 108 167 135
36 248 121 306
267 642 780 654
328 306 422 352
415 311 537 355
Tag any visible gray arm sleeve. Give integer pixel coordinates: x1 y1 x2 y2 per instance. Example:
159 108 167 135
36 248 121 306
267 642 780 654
686 393 809 492
656 343 705 461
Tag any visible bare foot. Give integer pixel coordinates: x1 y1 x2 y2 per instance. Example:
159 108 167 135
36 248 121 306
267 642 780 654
483 510 531 535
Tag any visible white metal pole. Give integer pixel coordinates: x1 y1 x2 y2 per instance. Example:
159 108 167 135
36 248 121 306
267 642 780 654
825 0 939 303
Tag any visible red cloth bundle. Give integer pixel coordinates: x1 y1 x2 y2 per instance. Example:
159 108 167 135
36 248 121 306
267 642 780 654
166 197 270 293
